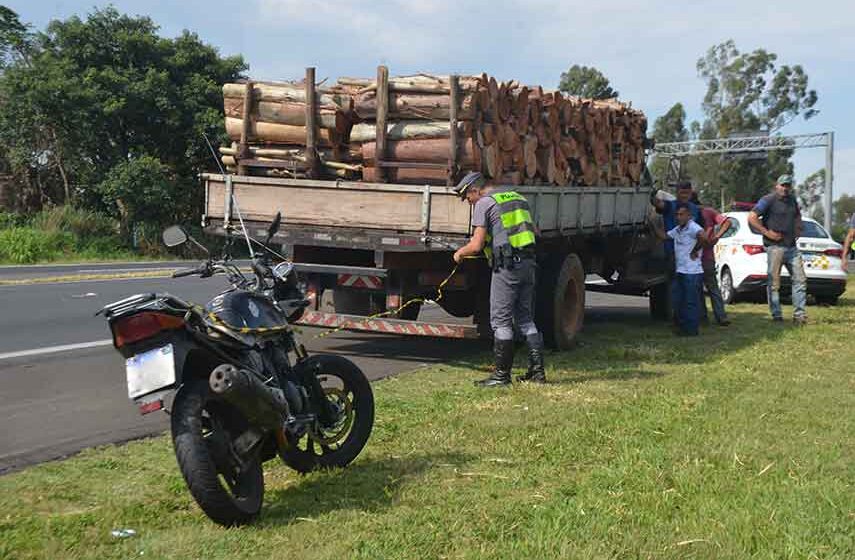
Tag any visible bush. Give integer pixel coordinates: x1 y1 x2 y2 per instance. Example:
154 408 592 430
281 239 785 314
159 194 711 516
30 206 121 248
0 212 25 229
0 228 75 263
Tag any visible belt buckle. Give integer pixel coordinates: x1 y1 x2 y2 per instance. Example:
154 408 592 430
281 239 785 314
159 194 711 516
512 255 521 263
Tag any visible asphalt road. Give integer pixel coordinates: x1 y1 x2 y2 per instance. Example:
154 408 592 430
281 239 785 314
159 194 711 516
0 260 202 281
0 266 648 474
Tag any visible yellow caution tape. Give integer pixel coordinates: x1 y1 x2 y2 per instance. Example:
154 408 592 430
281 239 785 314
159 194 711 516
198 256 481 339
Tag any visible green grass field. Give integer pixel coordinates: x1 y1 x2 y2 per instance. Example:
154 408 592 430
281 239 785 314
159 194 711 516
1 292 853 559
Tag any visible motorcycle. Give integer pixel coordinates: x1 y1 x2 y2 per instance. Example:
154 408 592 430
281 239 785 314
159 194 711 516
98 213 374 526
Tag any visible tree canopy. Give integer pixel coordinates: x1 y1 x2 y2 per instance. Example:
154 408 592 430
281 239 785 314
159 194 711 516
651 40 818 206
558 65 618 99
0 7 246 236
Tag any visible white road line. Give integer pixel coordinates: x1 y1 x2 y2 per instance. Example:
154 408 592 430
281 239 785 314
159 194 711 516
0 339 113 361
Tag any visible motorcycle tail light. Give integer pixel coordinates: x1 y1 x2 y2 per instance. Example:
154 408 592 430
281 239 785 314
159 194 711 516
824 248 844 258
742 244 765 255
113 312 185 348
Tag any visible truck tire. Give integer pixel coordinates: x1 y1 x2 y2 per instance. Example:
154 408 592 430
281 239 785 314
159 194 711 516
536 253 585 350
649 281 672 320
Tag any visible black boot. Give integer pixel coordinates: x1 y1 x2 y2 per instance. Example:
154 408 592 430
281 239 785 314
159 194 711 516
476 339 514 387
517 333 546 383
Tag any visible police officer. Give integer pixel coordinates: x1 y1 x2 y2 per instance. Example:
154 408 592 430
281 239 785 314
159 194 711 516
452 172 545 387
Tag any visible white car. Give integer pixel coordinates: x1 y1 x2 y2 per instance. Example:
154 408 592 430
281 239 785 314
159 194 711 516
714 212 848 305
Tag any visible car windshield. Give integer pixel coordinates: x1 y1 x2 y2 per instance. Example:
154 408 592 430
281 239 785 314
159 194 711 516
800 221 829 239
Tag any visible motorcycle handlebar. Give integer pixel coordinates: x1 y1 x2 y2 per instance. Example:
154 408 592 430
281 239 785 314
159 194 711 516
172 265 206 278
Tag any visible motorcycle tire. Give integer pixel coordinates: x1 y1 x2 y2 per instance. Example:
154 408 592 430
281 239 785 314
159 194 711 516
279 355 374 473
171 380 264 526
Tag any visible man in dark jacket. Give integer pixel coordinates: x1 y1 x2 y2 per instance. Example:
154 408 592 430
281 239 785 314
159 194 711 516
748 175 807 325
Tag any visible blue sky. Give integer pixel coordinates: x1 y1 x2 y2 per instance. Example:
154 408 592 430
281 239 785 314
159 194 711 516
10 0 855 199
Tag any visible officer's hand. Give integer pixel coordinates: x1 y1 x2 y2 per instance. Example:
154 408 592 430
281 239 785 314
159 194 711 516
453 250 463 264
765 230 783 242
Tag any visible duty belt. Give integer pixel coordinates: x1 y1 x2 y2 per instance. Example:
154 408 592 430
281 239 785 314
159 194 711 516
493 245 535 271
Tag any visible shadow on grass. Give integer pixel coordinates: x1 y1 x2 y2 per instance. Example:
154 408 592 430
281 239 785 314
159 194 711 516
440 303 801 386
260 451 470 526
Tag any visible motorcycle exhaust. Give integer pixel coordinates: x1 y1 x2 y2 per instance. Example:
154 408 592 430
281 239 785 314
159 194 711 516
209 364 291 430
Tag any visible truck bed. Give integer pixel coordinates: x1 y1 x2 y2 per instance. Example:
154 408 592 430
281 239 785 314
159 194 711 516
202 173 652 248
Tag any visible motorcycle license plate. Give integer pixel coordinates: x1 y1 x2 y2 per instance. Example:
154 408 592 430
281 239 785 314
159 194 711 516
126 344 176 399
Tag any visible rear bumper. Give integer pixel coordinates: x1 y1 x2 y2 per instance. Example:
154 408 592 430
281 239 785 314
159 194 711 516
736 275 847 297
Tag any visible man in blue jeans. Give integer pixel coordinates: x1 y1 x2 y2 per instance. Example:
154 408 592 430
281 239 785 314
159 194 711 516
748 175 807 325
656 203 708 336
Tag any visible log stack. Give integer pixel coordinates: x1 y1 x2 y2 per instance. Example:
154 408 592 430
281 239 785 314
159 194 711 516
221 66 648 187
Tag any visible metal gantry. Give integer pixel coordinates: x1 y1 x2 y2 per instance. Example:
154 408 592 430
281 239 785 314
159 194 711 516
650 132 835 231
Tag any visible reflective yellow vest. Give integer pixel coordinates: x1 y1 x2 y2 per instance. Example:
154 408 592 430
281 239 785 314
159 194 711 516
483 191 536 266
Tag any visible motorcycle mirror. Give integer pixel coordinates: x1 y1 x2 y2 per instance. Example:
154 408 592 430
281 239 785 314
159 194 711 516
163 225 189 248
265 212 282 244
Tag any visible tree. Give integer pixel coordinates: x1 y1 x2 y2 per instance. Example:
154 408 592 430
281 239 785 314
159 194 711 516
697 40 817 135
649 103 688 186
558 65 618 99
0 7 246 229
796 169 825 222
687 40 818 203
833 194 855 227
0 6 30 69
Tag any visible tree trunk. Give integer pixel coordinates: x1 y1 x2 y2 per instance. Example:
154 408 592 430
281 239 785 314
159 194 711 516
224 98 346 131
353 91 476 120
349 121 461 143
361 138 477 165
223 82 352 111
225 117 337 146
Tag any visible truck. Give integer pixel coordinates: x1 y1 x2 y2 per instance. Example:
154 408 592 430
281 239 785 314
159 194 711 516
201 172 669 349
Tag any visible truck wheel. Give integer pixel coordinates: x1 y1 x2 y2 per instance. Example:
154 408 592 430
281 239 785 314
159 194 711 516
536 253 585 350
649 281 672 320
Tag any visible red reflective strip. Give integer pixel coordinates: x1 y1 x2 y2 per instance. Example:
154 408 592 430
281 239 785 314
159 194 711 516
139 400 163 415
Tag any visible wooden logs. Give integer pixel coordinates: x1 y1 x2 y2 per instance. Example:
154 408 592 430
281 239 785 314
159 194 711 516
223 82 351 111
362 138 477 166
349 121 455 143
221 68 649 186
353 91 476 121
225 118 337 146
224 99 345 131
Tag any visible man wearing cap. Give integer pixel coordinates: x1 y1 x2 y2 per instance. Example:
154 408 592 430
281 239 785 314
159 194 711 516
452 171 545 387
748 175 807 325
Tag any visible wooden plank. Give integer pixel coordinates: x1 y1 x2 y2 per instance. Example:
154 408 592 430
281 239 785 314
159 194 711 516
447 75 459 186
202 174 651 236
237 81 254 175
206 181 471 234
304 67 319 179
375 65 389 183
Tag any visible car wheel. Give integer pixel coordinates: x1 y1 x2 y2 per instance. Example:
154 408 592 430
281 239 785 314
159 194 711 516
719 267 736 304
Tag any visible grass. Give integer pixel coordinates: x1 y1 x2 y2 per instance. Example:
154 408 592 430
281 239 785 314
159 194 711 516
1 291 853 559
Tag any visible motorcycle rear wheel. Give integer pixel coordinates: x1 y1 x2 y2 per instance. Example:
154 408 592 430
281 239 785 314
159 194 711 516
279 355 374 473
171 380 264 526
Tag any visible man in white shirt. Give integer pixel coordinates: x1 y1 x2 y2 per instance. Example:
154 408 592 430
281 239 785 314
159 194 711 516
656 203 708 336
